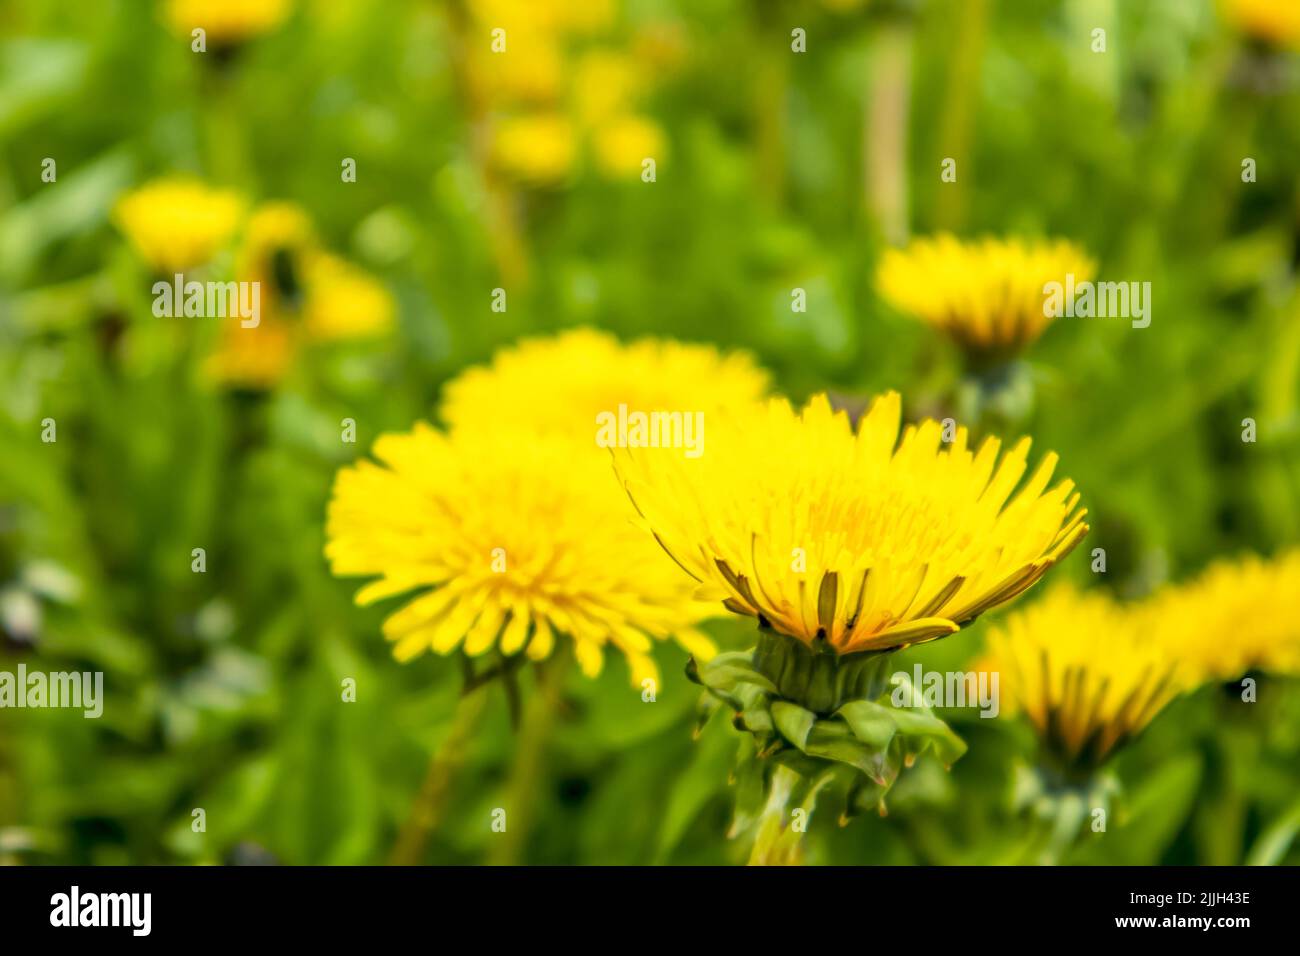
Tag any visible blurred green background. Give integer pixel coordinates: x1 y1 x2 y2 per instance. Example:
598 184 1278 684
1 0 1298 865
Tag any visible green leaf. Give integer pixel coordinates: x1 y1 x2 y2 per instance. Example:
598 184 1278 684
1246 796 1300 866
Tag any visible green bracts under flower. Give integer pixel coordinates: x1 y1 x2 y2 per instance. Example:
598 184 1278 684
689 627 967 816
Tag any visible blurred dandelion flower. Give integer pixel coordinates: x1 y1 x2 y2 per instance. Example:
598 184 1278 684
164 0 293 46
329 329 769 682
470 34 565 104
203 319 296 391
490 113 578 186
463 0 617 104
1151 550 1300 685
464 0 673 186
617 391 1088 657
113 178 245 274
326 424 716 685
300 252 396 342
592 114 666 179
572 52 646 125
466 0 616 38
440 327 769 439
1219 0 1300 49
877 235 1096 362
204 204 393 390
980 584 1180 772
234 202 318 321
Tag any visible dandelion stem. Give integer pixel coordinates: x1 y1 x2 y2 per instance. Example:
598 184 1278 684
752 9 788 206
487 653 567 865
388 681 491 866
0 709 18 865
933 0 988 232
864 19 914 244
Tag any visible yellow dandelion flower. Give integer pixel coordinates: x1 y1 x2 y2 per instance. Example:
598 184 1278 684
203 318 296 391
467 0 616 38
205 210 391 388
325 423 717 684
572 51 642 126
440 328 769 441
545 0 617 36
235 201 318 321
463 0 613 105
490 113 577 185
615 391 1088 656
165 0 293 46
113 178 245 274
979 585 1180 769
1219 0 1300 49
592 114 666 179
1150 550 1300 685
877 234 1097 361
468 34 565 105
466 0 609 36
300 252 396 342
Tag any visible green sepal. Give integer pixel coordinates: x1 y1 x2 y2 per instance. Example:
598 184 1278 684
882 673 969 767
692 632 968 814
803 720 893 785
689 652 779 698
736 705 773 735
836 699 898 750
770 700 816 749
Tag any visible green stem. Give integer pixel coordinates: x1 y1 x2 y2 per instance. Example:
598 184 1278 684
486 653 567 865
201 68 255 188
864 20 914 244
933 0 988 232
388 681 491 866
1037 791 1086 866
0 707 17 865
752 12 789 206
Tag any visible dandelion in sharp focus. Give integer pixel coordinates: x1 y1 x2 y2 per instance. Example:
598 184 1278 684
613 391 1087 841
616 392 1088 657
